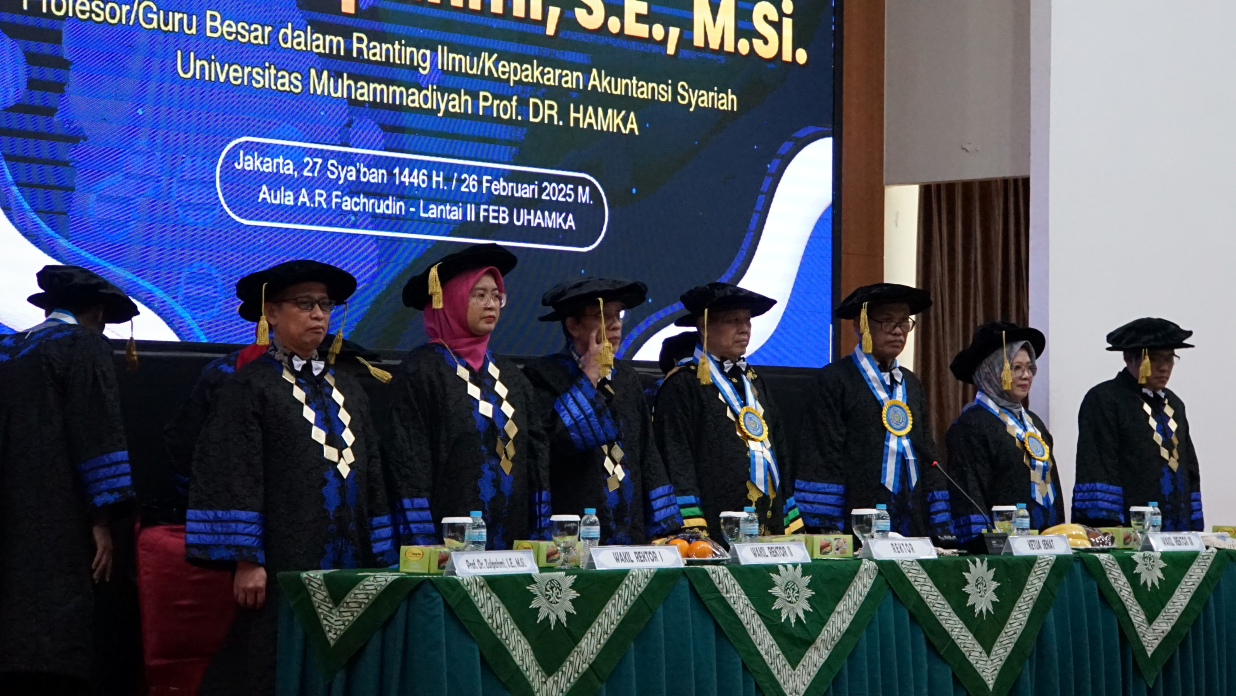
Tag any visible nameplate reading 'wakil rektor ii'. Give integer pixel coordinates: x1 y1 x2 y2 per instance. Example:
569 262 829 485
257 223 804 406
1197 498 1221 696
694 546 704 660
860 537 938 560
588 546 685 570
1141 531 1204 552
447 550 537 577
1006 535 1072 556
733 541 810 565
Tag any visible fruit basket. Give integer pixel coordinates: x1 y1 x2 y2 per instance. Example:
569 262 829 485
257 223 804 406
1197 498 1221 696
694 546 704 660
653 530 731 564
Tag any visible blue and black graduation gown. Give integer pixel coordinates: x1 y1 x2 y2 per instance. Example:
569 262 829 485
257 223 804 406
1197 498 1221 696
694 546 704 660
1074 369 1203 531
524 347 682 544
653 352 796 540
382 343 551 549
793 348 951 537
185 346 394 695
0 314 135 681
945 397 1065 541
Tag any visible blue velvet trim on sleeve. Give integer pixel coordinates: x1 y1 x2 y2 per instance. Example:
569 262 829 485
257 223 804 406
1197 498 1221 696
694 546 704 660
396 498 435 545
645 484 682 537
1072 483 1125 521
953 513 987 542
793 481 845 529
185 508 265 563
531 490 552 539
926 490 951 528
552 377 620 451
369 514 397 563
77 451 134 508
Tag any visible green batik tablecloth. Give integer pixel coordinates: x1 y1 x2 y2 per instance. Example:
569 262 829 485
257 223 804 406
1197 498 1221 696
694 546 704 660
277 553 1236 696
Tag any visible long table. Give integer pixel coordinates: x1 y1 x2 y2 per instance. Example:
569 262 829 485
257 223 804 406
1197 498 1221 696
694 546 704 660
277 554 1236 696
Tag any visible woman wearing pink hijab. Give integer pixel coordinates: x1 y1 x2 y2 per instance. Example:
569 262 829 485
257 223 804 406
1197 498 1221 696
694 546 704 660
381 244 551 549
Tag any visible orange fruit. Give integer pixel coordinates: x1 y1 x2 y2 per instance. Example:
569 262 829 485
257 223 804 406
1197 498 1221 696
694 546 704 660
668 538 690 557
688 540 715 559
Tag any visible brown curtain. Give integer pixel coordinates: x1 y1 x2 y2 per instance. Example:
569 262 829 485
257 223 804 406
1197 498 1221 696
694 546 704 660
915 178 1030 459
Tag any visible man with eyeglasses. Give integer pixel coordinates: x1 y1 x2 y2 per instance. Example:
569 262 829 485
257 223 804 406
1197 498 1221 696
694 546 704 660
523 278 683 546
186 260 395 696
1074 317 1203 531
793 283 951 538
654 282 798 540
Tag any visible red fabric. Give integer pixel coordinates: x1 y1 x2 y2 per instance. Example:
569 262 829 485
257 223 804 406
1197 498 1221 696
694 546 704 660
235 343 266 370
423 266 503 370
136 525 236 696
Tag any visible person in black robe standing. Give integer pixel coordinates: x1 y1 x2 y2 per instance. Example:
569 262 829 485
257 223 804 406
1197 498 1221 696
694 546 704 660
186 261 395 696
945 322 1065 541
0 265 138 696
1074 318 1202 531
382 244 550 549
654 283 798 539
524 278 682 544
793 284 951 538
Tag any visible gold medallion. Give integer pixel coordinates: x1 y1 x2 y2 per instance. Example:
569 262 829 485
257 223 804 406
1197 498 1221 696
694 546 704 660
881 399 913 437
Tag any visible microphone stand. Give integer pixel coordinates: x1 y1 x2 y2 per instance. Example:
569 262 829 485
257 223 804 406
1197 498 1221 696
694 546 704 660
930 460 1008 555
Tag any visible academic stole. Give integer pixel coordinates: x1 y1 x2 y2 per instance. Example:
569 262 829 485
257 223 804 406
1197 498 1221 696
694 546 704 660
1142 393 1180 472
694 347 781 499
444 347 517 474
972 392 1055 507
852 347 918 493
282 364 356 478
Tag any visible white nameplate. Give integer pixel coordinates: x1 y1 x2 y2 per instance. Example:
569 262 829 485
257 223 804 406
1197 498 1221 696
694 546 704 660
733 541 811 565
860 537 938 560
1005 534 1072 556
1141 532 1204 552
448 550 537 576
588 545 685 570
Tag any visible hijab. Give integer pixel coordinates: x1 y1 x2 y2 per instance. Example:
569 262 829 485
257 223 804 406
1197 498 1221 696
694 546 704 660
424 266 504 371
974 340 1037 412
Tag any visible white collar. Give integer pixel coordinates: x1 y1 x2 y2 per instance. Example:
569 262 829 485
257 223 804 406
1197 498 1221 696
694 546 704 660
291 354 325 376
1142 387 1167 399
22 310 79 335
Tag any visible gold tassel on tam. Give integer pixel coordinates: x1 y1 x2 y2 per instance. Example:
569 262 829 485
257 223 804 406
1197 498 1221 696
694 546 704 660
357 357 393 384
1139 348 1152 384
125 320 138 372
1001 331 1013 391
697 307 712 385
428 263 444 309
256 282 270 346
328 303 348 365
597 298 615 379
859 302 873 353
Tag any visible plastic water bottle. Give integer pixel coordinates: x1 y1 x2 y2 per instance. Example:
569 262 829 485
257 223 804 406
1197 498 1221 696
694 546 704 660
465 511 487 551
739 506 759 542
580 508 601 563
1013 503 1031 536
873 504 891 539
1148 502 1163 533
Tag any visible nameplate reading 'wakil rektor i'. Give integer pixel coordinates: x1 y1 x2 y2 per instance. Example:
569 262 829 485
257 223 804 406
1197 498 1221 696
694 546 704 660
1141 531 1204 552
588 546 685 570
1006 534 1072 556
733 541 810 565
860 537 938 560
447 550 537 577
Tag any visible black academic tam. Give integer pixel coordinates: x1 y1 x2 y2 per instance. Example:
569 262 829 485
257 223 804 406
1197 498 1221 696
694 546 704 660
402 243 518 309
1105 317 1194 352
950 321 1046 384
27 264 138 324
673 283 775 327
834 283 932 319
236 260 357 321
538 277 647 322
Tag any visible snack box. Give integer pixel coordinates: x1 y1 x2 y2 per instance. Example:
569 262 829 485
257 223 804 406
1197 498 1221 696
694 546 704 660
398 545 450 574
1213 526 1236 536
1099 527 1138 549
513 539 562 568
756 534 854 559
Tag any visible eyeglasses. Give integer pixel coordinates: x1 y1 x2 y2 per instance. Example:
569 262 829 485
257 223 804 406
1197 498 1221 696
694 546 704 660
873 318 916 334
581 309 626 322
277 297 338 312
469 290 507 308
1148 353 1180 366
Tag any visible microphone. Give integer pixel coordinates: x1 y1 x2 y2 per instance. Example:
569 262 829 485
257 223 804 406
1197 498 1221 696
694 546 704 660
930 460 1004 554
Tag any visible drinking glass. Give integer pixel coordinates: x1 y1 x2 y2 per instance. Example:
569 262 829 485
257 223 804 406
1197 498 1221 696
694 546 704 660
551 515 580 568
991 506 1016 535
719 512 744 548
1129 506 1153 547
851 509 877 542
441 517 471 553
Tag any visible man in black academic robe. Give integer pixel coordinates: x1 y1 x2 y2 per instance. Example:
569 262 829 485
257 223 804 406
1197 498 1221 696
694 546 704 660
524 278 682 544
794 283 952 538
382 244 550 549
186 261 395 696
0 265 138 695
654 283 798 539
1074 317 1203 531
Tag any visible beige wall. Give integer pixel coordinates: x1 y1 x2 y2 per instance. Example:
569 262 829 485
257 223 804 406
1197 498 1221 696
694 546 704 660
885 0 1030 185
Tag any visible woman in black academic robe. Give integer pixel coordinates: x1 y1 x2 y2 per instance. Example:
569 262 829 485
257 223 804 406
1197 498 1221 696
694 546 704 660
382 244 550 549
945 322 1065 541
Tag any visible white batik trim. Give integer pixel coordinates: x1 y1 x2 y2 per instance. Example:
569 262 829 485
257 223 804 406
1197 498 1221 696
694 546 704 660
301 571 401 645
896 555 1053 690
454 568 654 696
1095 549 1215 655
702 560 880 696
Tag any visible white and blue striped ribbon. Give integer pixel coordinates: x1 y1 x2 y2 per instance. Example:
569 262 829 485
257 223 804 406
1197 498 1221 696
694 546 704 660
971 391 1056 508
693 346 780 496
852 347 918 493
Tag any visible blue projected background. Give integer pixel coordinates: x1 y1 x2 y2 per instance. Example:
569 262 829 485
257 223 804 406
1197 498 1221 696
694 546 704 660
0 0 834 366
